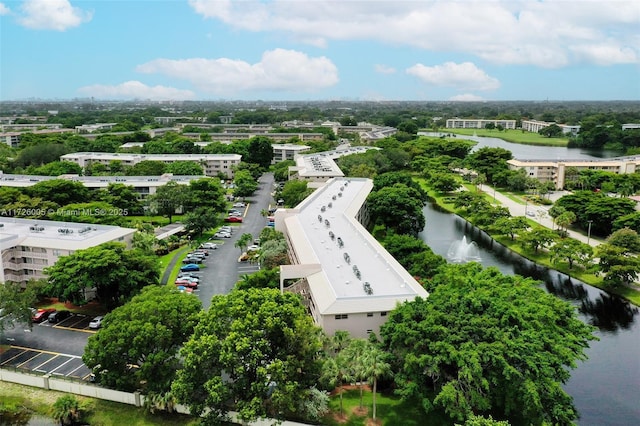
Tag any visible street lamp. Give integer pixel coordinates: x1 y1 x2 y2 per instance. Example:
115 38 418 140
524 199 528 216
587 220 593 245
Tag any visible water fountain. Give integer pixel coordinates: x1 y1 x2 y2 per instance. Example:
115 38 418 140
447 235 481 263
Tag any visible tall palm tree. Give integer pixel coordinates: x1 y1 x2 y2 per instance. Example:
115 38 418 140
320 354 353 418
343 339 370 409
363 347 392 421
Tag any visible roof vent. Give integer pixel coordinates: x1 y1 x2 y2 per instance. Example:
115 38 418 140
343 252 350 264
324 219 330 227
352 265 361 280
363 282 373 295
329 231 335 240
337 237 344 248
318 214 322 222
29 225 45 232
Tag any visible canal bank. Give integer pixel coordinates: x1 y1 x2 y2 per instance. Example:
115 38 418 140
419 200 640 425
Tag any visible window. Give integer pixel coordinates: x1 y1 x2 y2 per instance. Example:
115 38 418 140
334 314 348 320
366 313 373 317
380 312 387 317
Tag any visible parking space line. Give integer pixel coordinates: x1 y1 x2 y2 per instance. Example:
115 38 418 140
0 348 26 365
48 357 77 374
17 352 44 368
53 325 96 334
66 363 86 377
10 345 74 357
34 355 59 371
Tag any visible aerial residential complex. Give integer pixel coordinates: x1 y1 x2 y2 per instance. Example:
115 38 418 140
0 218 135 285
275 177 428 338
59 153 242 178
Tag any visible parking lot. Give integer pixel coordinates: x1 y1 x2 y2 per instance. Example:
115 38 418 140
0 345 92 380
39 313 98 333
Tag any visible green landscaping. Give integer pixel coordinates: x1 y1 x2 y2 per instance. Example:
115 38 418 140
446 128 569 146
0 382 199 426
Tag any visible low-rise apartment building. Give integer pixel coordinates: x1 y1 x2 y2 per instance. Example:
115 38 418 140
0 172 206 199
59 152 242 179
521 120 580 136
275 177 428 338
446 118 517 130
288 146 381 186
271 144 311 163
0 218 135 285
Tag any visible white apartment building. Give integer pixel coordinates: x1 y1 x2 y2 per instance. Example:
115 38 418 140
0 172 207 199
521 120 580 136
0 129 75 148
75 123 117 134
0 218 135 285
271 144 311 163
288 146 381 186
59 152 242 179
275 177 428 338
507 157 640 189
446 118 517 130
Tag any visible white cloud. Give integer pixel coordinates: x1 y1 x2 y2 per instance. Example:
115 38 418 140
407 62 500 91
570 42 638 65
77 81 195 101
0 3 10 15
188 0 640 67
449 94 485 102
374 64 396 75
136 49 339 95
17 0 92 31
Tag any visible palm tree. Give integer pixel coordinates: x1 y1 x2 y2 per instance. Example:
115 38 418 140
343 339 370 409
320 354 353 418
50 395 82 425
363 347 392 421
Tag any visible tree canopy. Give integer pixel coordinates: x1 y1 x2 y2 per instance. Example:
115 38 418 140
83 285 202 393
172 288 324 424
367 184 426 236
380 263 596 425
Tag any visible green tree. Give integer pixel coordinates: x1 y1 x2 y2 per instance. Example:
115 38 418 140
491 216 529 240
44 242 159 308
183 207 219 238
83 286 202 393
363 346 392 421
235 233 253 253
272 160 295 181
245 136 274 168
50 395 83 426
126 160 167 176
172 288 324 424
233 169 259 198
596 243 640 287
280 180 313 208
429 172 461 193
518 228 558 253
342 339 370 410
539 124 563 138
381 263 596 424
555 211 577 233
26 180 90 207
30 161 82 176
367 184 426 236
607 227 640 253
97 183 144 214
320 354 353 418
236 267 280 290
148 181 187 223
0 281 37 336
165 160 204 175
185 177 227 212
550 239 593 270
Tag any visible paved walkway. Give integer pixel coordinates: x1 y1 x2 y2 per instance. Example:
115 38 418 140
478 184 602 247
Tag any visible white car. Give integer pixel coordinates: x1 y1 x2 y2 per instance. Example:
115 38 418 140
247 245 260 252
200 242 217 250
89 316 104 329
214 232 231 239
233 202 246 208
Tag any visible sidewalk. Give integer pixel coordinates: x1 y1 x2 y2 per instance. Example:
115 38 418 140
478 184 601 248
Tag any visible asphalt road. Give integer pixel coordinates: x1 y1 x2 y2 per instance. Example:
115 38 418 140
193 172 275 309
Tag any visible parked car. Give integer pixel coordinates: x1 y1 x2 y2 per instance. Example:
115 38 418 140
225 216 243 223
183 257 202 264
200 242 217 250
175 279 198 289
32 308 56 323
220 226 233 233
214 231 232 238
89 316 104 329
48 310 71 323
181 275 200 283
247 245 260 252
180 263 200 272
233 202 246 208
192 250 208 256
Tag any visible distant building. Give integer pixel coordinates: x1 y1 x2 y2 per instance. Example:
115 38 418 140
271 144 311 163
59 152 242 179
275 177 428 338
288 146 381 186
0 172 206 199
75 123 117 134
521 120 580 136
446 118 517 130
0 218 135 285
0 129 74 148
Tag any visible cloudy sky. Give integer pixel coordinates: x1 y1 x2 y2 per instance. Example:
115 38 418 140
1 0 639 101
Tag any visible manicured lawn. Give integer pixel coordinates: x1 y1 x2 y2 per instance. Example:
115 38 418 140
322 389 448 426
0 382 198 426
446 128 569 146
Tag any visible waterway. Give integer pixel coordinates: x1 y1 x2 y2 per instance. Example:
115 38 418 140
418 132 623 160
417 135 639 425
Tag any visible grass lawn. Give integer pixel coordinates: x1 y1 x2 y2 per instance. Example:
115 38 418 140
0 382 199 426
446 128 569 146
322 388 449 426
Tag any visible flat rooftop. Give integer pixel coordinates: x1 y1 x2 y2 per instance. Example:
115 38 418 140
282 178 427 314
0 218 135 251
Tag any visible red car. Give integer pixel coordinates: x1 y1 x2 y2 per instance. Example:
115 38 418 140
225 216 243 223
32 308 56 323
175 279 198 289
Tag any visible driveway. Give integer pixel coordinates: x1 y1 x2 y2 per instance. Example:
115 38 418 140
196 173 276 309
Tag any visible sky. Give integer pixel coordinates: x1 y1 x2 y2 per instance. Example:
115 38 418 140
1 0 639 102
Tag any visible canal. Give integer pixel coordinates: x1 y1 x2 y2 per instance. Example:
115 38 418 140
417 135 639 424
